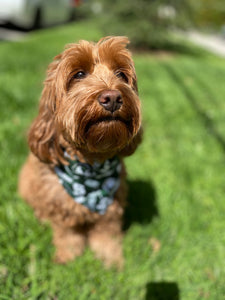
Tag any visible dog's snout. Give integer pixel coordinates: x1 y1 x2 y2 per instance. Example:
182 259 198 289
98 90 123 113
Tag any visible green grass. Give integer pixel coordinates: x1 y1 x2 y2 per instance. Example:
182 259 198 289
0 21 225 299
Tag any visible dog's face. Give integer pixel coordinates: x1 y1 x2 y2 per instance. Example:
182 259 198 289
29 37 142 163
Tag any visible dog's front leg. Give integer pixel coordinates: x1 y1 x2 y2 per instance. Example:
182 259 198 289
88 208 124 269
52 224 87 264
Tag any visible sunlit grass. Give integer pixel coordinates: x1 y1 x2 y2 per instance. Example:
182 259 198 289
0 20 225 299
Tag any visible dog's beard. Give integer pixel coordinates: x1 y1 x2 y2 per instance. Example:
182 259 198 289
84 118 132 153
59 106 138 154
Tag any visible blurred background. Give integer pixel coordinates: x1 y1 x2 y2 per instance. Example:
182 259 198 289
0 0 82 37
1 0 225 53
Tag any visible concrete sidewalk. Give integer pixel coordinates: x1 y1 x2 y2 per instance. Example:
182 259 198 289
185 31 225 58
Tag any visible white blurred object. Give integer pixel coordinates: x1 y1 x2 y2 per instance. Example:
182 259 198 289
91 2 102 14
0 0 80 29
158 5 176 20
185 31 225 58
175 30 225 58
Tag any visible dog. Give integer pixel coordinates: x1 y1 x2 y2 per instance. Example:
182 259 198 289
19 36 142 268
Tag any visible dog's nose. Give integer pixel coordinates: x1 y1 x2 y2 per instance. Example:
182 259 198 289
98 90 123 113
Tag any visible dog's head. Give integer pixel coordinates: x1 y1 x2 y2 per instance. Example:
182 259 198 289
29 36 142 164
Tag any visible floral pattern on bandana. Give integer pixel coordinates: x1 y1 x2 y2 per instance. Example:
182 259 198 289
55 156 121 214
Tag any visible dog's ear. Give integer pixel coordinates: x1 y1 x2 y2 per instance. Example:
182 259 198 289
28 55 64 164
119 126 143 157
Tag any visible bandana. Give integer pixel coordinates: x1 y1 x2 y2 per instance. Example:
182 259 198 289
54 155 121 215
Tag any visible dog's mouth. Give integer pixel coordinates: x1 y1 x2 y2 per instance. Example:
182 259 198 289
85 116 133 134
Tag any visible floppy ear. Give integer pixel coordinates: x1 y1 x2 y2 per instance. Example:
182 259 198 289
28 55 64 164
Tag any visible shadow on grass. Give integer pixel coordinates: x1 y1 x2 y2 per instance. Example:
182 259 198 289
145 282 180 300
123 179 158 230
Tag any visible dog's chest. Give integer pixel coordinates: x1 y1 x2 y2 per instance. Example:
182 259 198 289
54 157 121 214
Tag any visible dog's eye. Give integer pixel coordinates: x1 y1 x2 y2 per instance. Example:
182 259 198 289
116 71 128 83
73 71 86 79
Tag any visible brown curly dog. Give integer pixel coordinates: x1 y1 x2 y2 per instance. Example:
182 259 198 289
19 36 142 268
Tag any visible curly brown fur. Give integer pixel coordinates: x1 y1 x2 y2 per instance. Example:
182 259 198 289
19 36 142 268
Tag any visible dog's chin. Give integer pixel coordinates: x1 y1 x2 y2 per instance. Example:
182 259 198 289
84 118 132 153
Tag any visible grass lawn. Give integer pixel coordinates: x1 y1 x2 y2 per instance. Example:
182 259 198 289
0 21 225 299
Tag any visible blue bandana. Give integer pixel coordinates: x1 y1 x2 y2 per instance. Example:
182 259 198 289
55 156 121 214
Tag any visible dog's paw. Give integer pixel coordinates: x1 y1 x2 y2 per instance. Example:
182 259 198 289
101 246 124 270
53 229 86 264
53 241 85 264
89 233 124 269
